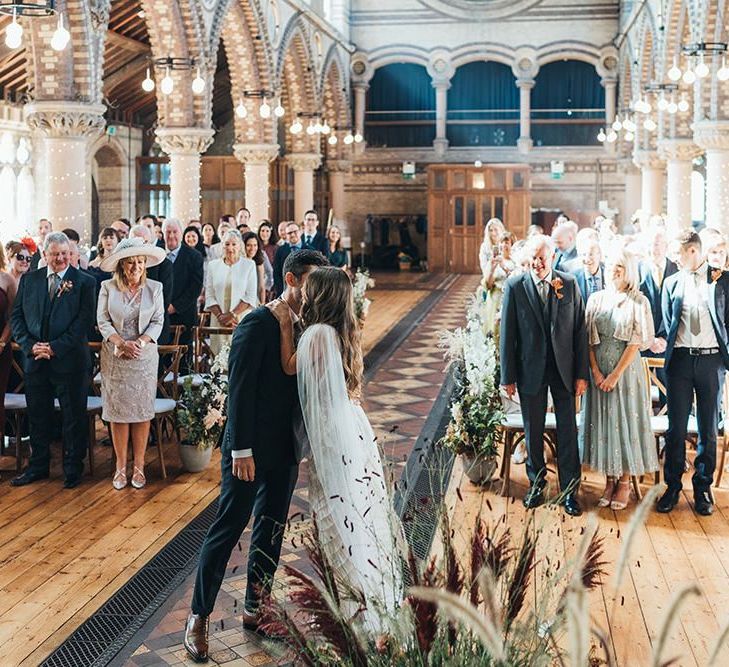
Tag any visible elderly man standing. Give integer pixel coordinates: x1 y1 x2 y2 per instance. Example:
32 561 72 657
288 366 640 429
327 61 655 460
500 234 589 515
572 229 605 303
552 220 579 272
10 232 96 488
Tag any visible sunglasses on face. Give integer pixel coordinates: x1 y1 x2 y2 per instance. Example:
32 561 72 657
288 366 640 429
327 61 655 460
16 254 31 262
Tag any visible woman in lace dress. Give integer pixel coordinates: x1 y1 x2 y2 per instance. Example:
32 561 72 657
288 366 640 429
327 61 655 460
481 231 516 340
98 239 166 490
269 267 403 631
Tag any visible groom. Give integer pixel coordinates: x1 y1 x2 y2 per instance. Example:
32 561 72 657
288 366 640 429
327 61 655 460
185 249 328 663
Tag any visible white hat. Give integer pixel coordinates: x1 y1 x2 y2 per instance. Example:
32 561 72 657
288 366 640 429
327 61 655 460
100 237 166 273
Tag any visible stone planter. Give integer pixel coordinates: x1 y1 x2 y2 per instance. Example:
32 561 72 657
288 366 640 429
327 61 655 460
462 452 498 485
179 442 213 473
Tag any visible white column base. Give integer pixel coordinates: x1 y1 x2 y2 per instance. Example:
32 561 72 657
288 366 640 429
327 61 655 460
517 137 532 154
433 138 449 157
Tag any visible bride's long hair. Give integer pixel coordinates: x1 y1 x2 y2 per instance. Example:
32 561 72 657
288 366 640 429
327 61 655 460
301 266 363 398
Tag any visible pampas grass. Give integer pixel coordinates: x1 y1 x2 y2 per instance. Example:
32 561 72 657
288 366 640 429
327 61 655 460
707 614 729 665
651 584 701 667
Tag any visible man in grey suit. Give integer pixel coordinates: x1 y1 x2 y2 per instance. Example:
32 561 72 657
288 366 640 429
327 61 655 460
500 234 589 515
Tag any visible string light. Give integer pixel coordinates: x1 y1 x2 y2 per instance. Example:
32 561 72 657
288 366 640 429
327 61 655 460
160 66 174 95
343 132 354 145
606 129 618 143
191 67 206 95
667 98 678 114
354 132 364 143
50 12 70 51
259 98 271 118
668 58 682 81
306 121 316 135
718 56 729 81
141 67 155 92
597 128 607 142
678 94 690 112
611 116 622 131
327 134 338 145
5 10 22 50
643 118 657 131
683 67 696 84
657 93 669 111
290 119 303 134
273 100 285 118
695 54 710 78
624 131 635 142
235 99 247 118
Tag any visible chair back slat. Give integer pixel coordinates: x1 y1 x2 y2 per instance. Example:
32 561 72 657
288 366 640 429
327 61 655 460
158 345 186 399
194 324 234 374
643 357 667 416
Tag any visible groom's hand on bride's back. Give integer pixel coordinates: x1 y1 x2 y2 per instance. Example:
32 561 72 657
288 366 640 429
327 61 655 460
232 456 256 482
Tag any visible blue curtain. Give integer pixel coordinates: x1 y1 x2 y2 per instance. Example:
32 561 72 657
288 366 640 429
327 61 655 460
531 60 605 146
365 63 435 147
446 61 519 147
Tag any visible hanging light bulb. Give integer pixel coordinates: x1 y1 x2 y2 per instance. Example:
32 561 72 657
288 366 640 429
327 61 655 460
718 56 729 81
667 99 678 114
5 10 23 50
623 117 637 132
695 54 709 78
683 67 696 84
313 118 322 133
611 115 622 131
474 159 483 167
354 132 364 143
624 130 635 142
306 121 316 135
328 134 338 145
320 121 331 134
606 129 618 143
290 119 303 134
343 132 354 145
597 128 607 142
160 66 174 95
141 67 155 92
643 118 657 131
668 58 682 81
657 93 669 111
235 99 247 118
50 12 70 51
273 100 285 117
191 66 206 95
259 97 271 118
678 94 690 112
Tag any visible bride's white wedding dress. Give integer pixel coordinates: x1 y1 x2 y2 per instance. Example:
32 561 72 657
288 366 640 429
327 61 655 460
297 323 404 630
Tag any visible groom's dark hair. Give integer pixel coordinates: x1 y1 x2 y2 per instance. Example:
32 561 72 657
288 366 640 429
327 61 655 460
283 249 329 279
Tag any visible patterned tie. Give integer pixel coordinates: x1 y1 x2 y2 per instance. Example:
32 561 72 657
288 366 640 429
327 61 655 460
49 273 60 298
690 271 702 337
538 279 549 305
305 235 311 246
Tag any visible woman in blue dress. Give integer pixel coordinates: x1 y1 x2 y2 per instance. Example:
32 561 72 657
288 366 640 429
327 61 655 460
581 247 658 510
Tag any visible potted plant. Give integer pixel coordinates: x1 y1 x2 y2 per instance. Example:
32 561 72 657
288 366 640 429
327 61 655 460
398 251 412 271
176 344 229 472
352 268 375 328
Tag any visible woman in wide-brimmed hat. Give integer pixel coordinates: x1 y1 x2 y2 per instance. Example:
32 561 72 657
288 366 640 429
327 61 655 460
98 238 166 490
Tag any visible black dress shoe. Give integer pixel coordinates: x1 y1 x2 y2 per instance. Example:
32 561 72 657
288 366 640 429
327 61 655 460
657 488 680 513
63 477 82 489
10 470 49 487
184 613 209 663
523 484 545 509
694 490 714 516
562 493 583 517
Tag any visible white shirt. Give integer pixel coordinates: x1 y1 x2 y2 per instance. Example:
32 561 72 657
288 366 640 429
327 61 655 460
531 270 553 303
676 262 719 349
166 245 181 263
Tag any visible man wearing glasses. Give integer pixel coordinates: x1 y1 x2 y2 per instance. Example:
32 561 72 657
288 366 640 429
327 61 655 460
272 222 303 297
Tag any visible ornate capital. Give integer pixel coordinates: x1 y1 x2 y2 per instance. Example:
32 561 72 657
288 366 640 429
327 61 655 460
693 120 729 152
658 139 702 162
24 102 106 139
233 143 280 165
327 160 351 174
155 127 215 156
633 149 665 170
516 78 535 91
287 152 322 172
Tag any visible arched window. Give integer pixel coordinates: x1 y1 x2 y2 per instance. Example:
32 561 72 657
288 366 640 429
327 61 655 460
446 61 518 147
531 60 604 146
365 63 435 147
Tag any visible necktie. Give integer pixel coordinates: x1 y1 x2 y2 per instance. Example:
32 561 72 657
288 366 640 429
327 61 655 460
690 272 702 337
305 235 311 245
588 275 596 295
538 279 549 304
49 273 60 298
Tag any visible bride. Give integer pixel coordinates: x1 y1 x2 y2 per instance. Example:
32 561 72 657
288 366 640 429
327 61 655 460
268 266 403 629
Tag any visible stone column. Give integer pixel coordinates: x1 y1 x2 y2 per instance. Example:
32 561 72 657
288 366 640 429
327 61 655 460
353 82 368 155
620 160 642 222
24 101 106 238
233 143 279 223
602 77 617 126
633 149 666 217
155 127 214 223
327 160 351 234
516 78 535 154
287 153 322 223
433 80 450 157
658 139 700 233
694 121 729 233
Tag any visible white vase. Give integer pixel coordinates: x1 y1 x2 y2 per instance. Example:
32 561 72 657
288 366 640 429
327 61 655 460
179 443 213 473
462 452 498 485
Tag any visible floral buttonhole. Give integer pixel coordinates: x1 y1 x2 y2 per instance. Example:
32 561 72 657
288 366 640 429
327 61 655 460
551 277 564 300
56 280 74 297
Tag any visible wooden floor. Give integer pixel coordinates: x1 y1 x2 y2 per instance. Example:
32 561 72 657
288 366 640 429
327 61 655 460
440 453 729 666
0 275 429 666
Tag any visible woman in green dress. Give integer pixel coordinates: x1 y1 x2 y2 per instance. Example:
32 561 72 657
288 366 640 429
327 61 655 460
326 225 350 270
580 247 658 510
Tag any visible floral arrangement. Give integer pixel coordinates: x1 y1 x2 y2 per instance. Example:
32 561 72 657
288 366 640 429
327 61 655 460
439 299 503 459
352 269 375 321
176 343 230 450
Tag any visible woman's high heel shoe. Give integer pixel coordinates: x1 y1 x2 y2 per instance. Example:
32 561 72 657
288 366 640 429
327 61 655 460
597 478 616 508
113 469 127 490
610 480 631 510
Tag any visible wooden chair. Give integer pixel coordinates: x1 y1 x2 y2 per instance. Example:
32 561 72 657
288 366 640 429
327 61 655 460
193 312 234 376
5 343 28 472
152 344 186 479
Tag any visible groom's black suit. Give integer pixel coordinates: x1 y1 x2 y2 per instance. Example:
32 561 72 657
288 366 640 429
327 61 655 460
11 266 96 481
192 306 301 616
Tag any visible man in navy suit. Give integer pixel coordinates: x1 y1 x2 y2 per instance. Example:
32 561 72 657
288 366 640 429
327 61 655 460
552 220 579 272
658 229 729 516
301 210 328 255
500 235 589 516
571 233 605 303
10 232 96 488
273 222 303 296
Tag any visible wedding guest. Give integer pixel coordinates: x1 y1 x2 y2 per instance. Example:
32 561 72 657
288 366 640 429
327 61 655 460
701 228 728 269
0 245 16 445
481 231 515 339
5 241 34 282
236 207 251 229
98 239 166 489
202 223 219 252
273 222 303 296
552 220 579 271
205 230 257 355
258 221 278 266
189 220 202 230
89 228 120 270
183 225 207 259
10 232 96 488
241 232 271 305
164 219 204 357
572 232 605 302
111 219 130 240
581 248 657 510
658 229 729 516
207 216 235 261
277 222 288 246
326 225 349 270
527 224 544 238
301 210 328 254
479 218 506 274
30 218 52 270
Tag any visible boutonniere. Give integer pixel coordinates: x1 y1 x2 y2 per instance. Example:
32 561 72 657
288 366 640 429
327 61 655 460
551 277 564 300
711 269 722 285
56 279 73 298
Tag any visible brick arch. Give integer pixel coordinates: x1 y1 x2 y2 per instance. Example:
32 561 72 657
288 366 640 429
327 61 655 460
222 0 276 145
320 50 351 159
25 0 111 103
278 19 319 153
618 48 636 113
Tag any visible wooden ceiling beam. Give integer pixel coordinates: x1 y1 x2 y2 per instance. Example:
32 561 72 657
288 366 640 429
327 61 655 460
103 53 148 90
106 29 149 55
